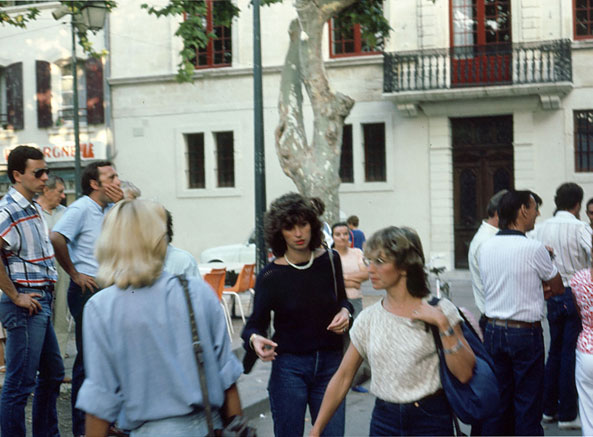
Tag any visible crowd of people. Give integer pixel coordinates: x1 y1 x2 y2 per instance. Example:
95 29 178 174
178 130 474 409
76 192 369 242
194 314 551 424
1 144 592 437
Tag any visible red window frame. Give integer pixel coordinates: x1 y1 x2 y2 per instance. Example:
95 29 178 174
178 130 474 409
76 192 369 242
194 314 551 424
574 0 593 40
328 14 382 58
449 0 512 86
190 0 232 69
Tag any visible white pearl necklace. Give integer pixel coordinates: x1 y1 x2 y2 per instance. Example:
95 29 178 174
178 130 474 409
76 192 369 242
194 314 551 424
284 252 315 270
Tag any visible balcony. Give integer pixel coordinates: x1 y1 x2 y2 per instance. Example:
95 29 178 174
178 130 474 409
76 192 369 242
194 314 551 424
383 40 573 115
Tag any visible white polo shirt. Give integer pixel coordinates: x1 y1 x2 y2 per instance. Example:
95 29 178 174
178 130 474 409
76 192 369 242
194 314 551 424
531 211 592 287
468 220 498 313
479 230 558 322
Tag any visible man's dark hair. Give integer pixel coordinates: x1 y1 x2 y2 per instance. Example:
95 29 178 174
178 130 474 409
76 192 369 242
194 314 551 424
486 189 508 218
265 192 323 257
347 215 359 227
498 190 542 230
81 161 113 196
165 209 173 243
554 182 583 212
7 146 44 183
309 197 325 217
587 198 593 210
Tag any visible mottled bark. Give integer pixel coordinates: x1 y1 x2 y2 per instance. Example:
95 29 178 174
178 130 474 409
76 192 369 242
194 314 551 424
275 0 356 225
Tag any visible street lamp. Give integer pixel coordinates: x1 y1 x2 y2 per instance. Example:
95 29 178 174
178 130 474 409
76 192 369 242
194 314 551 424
53 2 107 198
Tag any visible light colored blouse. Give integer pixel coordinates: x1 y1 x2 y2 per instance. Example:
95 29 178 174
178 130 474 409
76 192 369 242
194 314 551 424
350 298 461 403
570 268 593 354
76 272 243 430
338 247 366 300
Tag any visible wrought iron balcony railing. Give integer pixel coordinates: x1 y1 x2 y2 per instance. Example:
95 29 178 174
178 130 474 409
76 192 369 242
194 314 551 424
384 39 572 93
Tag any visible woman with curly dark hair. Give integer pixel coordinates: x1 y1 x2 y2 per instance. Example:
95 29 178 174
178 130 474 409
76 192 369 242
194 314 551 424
241 192 353 437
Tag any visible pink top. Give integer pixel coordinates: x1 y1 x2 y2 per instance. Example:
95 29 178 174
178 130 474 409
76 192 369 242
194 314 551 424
570 268 593 354
338 247 366 300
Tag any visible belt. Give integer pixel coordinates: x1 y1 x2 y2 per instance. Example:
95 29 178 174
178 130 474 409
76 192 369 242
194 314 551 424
17 284 54 292
487 317 541 329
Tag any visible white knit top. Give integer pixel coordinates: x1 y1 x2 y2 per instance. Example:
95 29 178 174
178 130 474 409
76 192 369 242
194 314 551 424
350 298 461 403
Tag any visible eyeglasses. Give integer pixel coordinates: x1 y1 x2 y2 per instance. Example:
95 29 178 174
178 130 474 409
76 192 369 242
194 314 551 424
32 168 50 179
363 256 390 267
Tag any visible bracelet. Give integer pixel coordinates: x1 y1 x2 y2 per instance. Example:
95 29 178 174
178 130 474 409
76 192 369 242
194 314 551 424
439 325 455 338
443 339 463 355
249 333 258 350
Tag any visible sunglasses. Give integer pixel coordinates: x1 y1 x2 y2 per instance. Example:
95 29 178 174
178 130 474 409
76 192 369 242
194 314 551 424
32 168 50 178
363 256 390 267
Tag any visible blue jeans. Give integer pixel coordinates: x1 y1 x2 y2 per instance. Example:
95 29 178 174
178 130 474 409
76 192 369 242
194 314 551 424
543 287 581 421
268 350 345 437
68 279 94 436
369 392 454 436
0 287 65 437
482 322 545 436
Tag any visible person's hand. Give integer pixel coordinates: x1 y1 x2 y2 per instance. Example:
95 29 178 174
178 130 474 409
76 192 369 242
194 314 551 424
410 301 448 329
327 308 351 334
542 281 553 300
73 272 98 294
104 184 124 203
251 335 278 361
13 292 42 315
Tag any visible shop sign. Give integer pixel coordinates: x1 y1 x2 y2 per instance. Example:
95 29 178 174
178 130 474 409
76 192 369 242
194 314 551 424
1 142 106 164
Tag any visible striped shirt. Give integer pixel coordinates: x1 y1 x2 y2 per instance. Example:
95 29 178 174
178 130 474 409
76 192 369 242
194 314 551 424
0 187 57 286
531 211 592 287
479 230 558 322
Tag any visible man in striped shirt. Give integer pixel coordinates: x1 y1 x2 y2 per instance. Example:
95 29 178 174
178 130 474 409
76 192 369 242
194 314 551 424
0 146 64 436
479 190 564 436
532 182 591 429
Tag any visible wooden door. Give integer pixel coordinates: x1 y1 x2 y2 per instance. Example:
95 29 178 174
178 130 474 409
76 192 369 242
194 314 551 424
452 116 513 268
450 0 512 86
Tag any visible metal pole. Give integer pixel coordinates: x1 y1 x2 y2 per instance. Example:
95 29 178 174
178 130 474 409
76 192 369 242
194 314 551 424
253 0 267 273
71 17 81 198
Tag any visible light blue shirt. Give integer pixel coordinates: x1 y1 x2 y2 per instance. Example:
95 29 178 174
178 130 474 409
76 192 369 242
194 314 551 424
76 272 242 430
164 245 200 278
52 196 110 277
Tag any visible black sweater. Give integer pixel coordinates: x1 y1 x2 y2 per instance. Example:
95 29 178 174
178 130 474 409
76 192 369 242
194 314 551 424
241 250 353 355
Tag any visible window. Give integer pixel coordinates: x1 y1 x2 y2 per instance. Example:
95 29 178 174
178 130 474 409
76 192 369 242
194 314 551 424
575 0 593 39
216 131 234 187
329 12 382 58
575 110 593 172
339 124 353 183
59 62 86 123
187 133 205 188
185 130 235 189
192 0 232 69
363 123 386 182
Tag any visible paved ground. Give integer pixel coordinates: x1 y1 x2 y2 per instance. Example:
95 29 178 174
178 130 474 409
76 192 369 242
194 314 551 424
11 269 583 435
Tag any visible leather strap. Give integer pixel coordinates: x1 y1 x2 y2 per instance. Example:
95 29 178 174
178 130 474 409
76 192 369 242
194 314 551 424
178 275 215 436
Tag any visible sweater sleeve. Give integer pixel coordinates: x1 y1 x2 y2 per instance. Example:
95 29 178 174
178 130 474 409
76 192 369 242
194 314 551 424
332 250 354 316
241 268 273 349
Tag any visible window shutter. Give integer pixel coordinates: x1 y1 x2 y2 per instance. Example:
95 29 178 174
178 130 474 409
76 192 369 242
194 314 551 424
85 57 104 125
6 62 23 130
36 60 52 128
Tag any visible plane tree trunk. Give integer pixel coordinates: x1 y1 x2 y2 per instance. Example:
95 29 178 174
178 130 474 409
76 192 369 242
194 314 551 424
275 0 356 225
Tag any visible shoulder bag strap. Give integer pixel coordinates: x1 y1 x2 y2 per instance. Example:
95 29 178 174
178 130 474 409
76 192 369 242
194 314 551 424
178 275 215 436
326 248 338 299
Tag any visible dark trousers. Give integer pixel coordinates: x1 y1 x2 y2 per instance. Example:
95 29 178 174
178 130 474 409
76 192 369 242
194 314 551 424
482 322 545 436
68 279 94 436
369 392 454 436
543 287 581 421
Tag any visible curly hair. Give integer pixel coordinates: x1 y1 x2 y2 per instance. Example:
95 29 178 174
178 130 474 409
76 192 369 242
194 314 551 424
265 193 323 257
365 226 429 298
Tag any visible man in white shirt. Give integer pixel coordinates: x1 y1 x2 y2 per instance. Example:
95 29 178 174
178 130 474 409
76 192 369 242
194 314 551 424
532 183 591 429
163 210 199 278
479 190 564 436
468 189 507 329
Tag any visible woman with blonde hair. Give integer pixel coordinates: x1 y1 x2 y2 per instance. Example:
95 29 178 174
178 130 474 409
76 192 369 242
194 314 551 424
310 226 475 436
75 200 243 436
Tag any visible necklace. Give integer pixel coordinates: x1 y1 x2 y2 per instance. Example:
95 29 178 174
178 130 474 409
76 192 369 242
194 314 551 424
284 252 314 270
